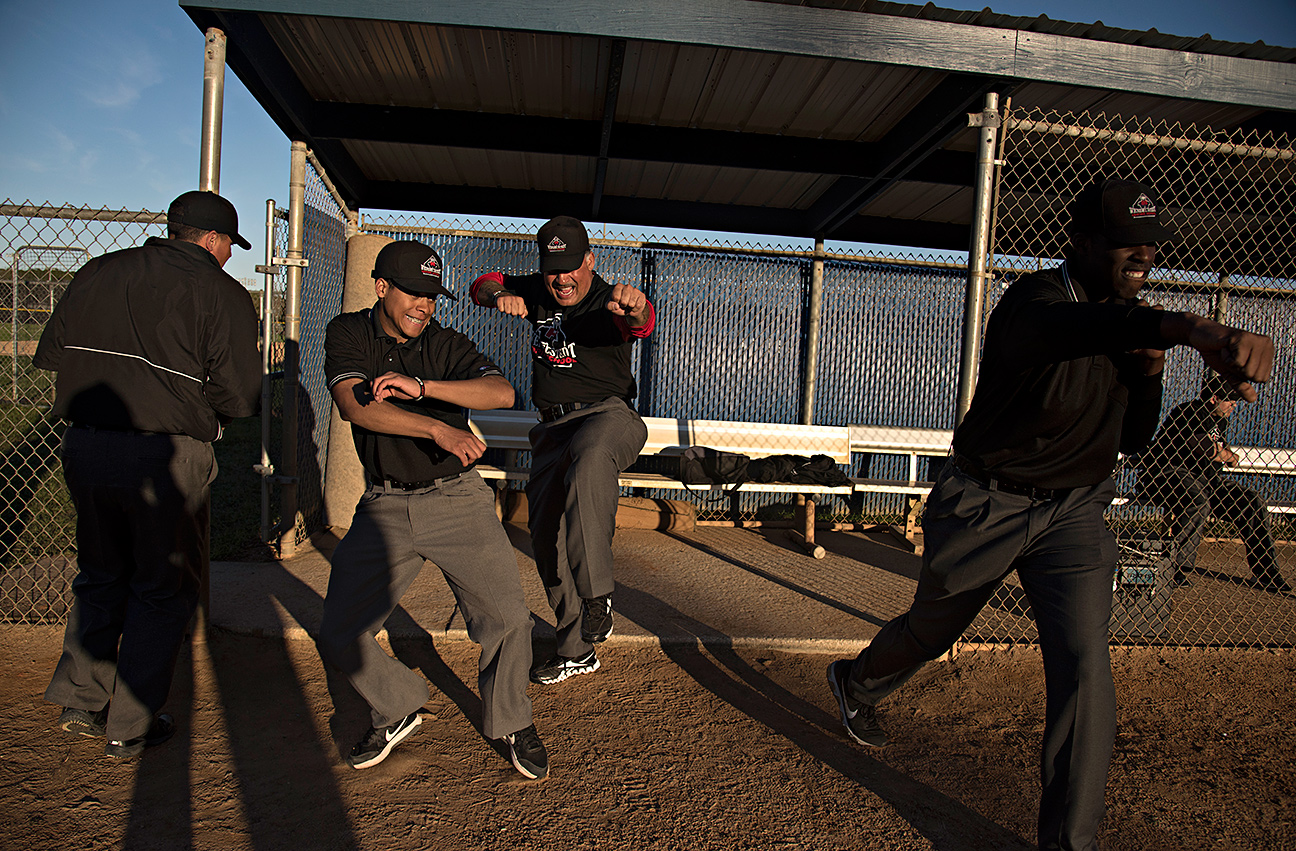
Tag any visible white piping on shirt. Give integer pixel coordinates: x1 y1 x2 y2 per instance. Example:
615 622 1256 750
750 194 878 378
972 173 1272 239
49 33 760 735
65 346 203 384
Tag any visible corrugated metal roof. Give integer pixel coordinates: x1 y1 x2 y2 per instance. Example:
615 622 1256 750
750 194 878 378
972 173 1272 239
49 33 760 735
181 0 1294 255
767 1 1296 59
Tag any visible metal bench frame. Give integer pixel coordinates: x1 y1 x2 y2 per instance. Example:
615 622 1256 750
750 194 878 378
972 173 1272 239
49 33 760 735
468 410 955 558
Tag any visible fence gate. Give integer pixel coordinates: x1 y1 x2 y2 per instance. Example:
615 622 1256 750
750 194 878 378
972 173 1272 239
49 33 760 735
970 105 1296 649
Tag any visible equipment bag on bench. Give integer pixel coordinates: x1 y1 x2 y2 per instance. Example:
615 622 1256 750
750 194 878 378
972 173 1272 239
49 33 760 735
677 446 750 492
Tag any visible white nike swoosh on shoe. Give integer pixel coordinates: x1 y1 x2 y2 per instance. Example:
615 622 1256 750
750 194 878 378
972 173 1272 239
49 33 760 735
844 705 858 719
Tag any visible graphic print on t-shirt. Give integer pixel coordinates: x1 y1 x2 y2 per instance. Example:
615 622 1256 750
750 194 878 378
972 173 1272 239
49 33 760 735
533 315 576 367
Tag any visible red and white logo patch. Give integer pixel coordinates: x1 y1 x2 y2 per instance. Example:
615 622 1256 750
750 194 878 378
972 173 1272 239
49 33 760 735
1129 193 1158 219
420 254 441 277
546 236 567 253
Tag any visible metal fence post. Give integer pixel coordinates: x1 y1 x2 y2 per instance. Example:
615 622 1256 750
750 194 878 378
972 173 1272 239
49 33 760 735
801 238 825 425
279 142 307 557
637 251 657 416
1214 273 1230 323
956 92 1001 426
258 200 276 544
200 28 226 193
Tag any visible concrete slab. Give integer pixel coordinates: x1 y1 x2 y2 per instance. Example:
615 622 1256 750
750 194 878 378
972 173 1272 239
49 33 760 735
209 523 925 653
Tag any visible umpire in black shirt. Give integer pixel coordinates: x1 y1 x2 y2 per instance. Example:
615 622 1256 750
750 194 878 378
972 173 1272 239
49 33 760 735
827 178 1274 851
320 240 547 779
37 190 261 757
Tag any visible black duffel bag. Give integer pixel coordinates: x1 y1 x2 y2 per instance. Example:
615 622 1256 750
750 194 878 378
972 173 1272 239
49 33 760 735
677 446 751 492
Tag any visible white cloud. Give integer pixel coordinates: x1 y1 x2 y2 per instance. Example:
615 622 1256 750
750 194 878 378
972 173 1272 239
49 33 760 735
80 41 162 108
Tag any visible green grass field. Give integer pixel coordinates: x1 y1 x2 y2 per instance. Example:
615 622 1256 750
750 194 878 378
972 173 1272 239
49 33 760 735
1 405 272 566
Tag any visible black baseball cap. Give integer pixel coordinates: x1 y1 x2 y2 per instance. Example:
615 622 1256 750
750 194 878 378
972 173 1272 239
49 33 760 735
1068 178 1176 245
371 240 458 299
536 216 590 274
167 190 251 249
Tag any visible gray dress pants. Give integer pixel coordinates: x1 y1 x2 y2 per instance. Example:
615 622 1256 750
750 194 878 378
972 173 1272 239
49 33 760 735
526 398 647 658
45 427 215 742
317 472 534 739
848 466 1119 851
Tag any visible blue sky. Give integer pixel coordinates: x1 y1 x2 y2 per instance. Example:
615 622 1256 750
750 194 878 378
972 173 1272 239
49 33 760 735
2 0 1293 282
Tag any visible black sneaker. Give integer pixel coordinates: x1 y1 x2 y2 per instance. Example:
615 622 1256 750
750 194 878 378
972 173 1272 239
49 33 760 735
348 712 422 769
105 714 175 758
826 660 888 748
530 650 600 685
59 707 108 738
581 595 614 643
503 724 549 779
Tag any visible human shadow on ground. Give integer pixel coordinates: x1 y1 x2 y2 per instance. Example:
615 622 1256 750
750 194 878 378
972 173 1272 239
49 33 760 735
809 528 924 582
613 580 1035 851
665 530 889 628
121 637 195 848
152 564 357 851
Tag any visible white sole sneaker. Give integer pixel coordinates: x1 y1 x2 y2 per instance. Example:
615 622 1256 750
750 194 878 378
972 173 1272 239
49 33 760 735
349 713 422 769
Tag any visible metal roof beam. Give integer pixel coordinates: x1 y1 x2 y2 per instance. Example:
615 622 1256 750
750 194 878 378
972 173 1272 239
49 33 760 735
179 0 1296 111
360 180 972 251
308 103 973 184
181 8 370 205
805 74 1006 236
591 39 626 219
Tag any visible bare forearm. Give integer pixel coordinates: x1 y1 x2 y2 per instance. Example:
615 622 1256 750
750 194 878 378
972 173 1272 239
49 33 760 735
332 379 450 440
421 374 514 410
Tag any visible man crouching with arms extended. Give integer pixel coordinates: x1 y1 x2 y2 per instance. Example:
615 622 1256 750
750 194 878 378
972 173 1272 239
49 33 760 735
320 240 547 778
470 217 653 685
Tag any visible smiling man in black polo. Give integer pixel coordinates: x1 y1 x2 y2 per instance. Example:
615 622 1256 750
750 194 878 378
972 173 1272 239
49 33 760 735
320 239 547 779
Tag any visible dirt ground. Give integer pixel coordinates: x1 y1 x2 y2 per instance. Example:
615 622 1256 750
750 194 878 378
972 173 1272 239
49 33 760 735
1 624 1292 851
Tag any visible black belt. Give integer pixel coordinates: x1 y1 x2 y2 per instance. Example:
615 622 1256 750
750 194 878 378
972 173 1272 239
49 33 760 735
370 471 466 491
72 424 165 436
537 397 634 423
951 454 1072 502
537 401 596 423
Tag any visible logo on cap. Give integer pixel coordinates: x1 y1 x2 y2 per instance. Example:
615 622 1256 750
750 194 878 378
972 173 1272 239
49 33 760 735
1129 193 1158 219
546 236 567 253
420 254 441 278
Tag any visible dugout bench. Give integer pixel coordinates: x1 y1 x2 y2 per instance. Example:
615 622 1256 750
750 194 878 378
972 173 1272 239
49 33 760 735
468 410 955 558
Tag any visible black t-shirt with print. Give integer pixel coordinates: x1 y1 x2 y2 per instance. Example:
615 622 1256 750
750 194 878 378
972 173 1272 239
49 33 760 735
505 271 641 409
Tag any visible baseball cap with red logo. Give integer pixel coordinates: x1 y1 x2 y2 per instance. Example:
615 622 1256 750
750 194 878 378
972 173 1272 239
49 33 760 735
536 216 590 274
1068 178 1176 245
371 240 458 299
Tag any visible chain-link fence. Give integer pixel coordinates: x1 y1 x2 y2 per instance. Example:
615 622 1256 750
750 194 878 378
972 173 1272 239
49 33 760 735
362 213 966 528
973 106 1296 648
5 111 1292 651
0 204 167 622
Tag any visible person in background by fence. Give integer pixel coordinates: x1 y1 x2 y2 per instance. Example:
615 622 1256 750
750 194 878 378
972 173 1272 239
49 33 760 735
826 177 1275 851
470 217 653 685
36 190 261 757
1138 374 1291 593
320 240 548 778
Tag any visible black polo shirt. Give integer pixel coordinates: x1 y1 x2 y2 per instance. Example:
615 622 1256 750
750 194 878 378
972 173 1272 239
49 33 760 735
324 307 504 483
953 263 1168 489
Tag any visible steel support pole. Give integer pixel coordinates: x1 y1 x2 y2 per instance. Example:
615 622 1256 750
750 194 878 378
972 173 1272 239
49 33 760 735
1214 273 1230 323
199 28 227 193
259 200 276 544
955 92 1001 426
801 238 825 425
278 142 307 557
788 239 827 558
